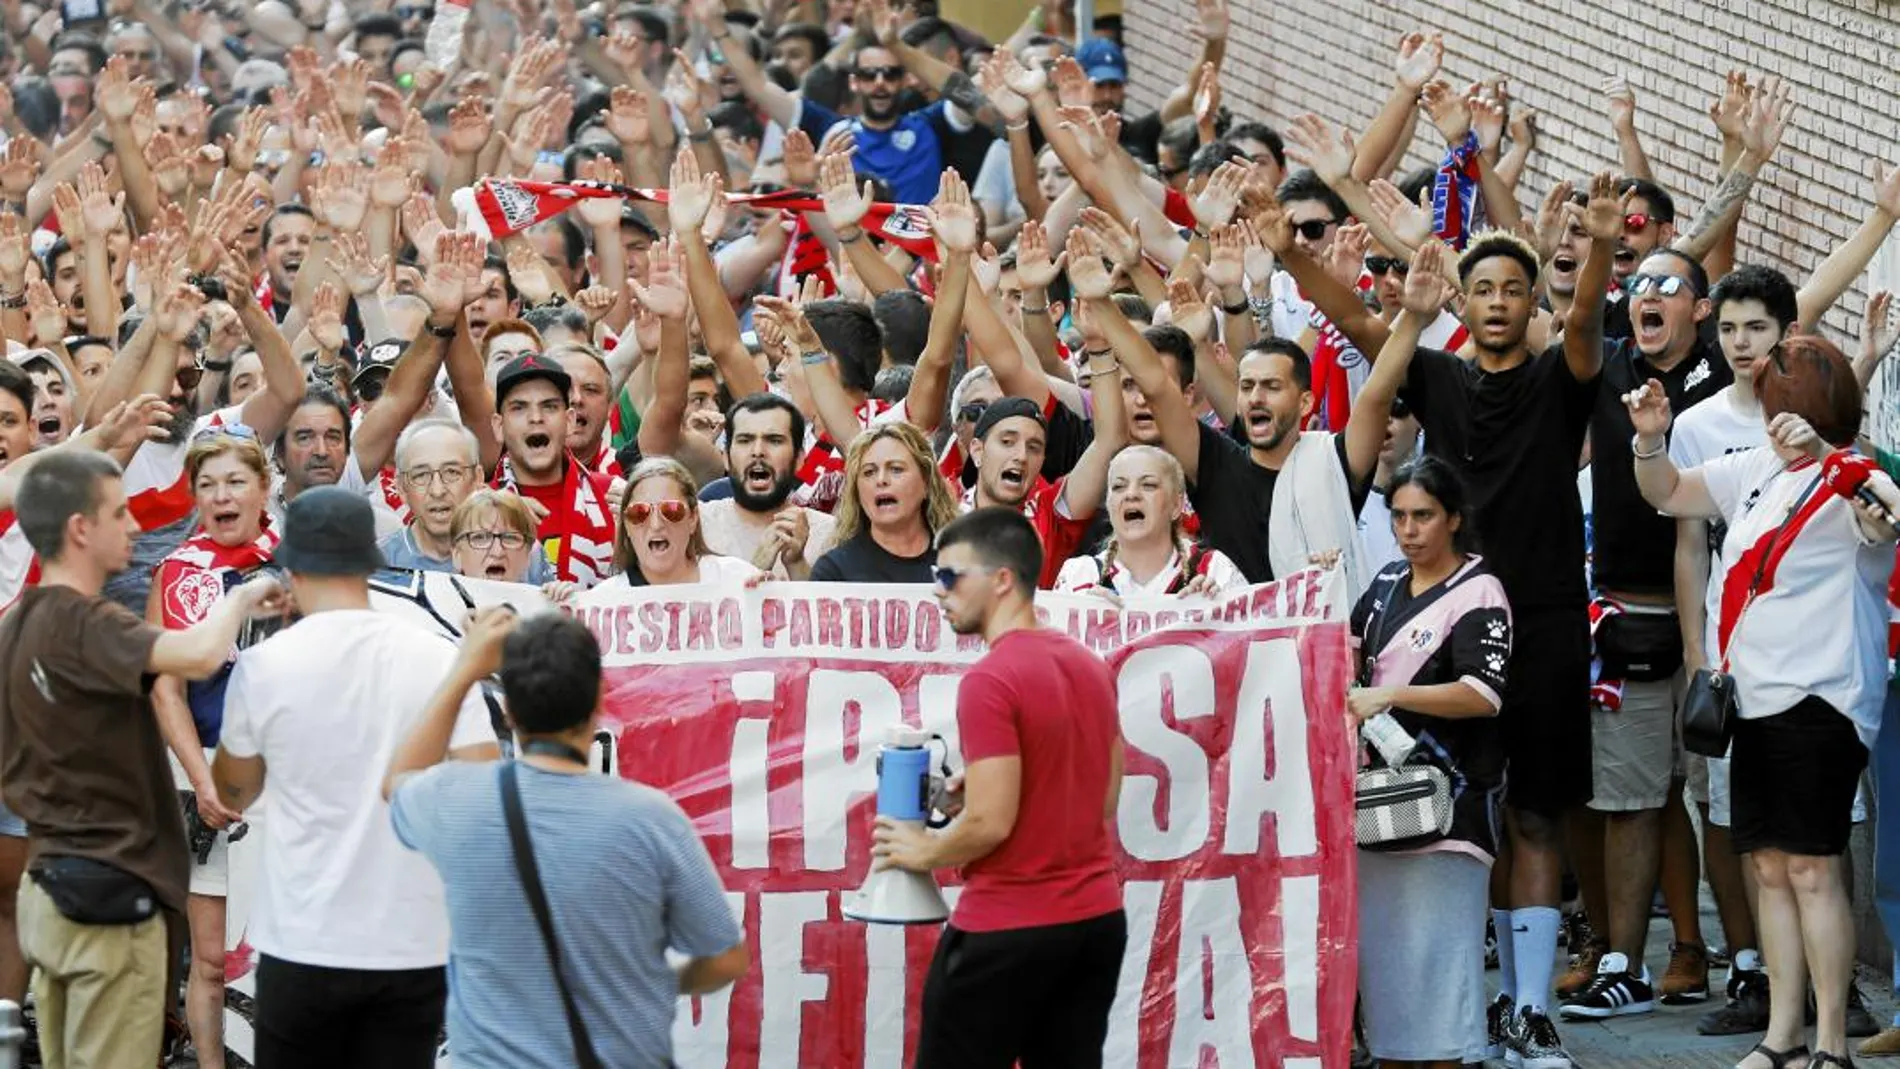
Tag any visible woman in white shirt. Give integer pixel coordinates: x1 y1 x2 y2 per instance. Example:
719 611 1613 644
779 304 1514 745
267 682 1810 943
1056 445 1244 597
1629 335 1900 1069
613 457 761 586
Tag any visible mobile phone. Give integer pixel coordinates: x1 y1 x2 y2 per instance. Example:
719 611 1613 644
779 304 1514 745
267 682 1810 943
60 0 105 24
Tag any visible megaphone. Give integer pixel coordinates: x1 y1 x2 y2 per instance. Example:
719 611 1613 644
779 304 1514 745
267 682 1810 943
843 727 952 925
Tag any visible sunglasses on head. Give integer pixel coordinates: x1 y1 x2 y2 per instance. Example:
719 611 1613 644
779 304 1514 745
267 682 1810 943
854 65 905 83
625 499 690 525
1365 255 1409 277
1627 274 1688 298
1623 212 1653 232
191 421 258 444
957 400 988 424
1293 219 1335 241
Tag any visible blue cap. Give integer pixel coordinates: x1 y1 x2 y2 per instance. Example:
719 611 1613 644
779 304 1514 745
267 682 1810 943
1075 38 1128 84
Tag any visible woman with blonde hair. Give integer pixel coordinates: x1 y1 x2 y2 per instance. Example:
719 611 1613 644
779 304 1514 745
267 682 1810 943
813 421 960 583
1057 444 1244 596
613 457 760 585
148 429 278 1069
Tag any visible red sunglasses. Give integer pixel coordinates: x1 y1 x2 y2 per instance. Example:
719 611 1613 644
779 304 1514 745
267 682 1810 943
625 499 690 525
1623 212 1653 232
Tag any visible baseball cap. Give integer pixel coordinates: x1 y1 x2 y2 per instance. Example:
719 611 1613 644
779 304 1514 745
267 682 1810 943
1076 38 1128 84
352 339 406 388
273 485 386 577
9 349 76 396
972 396 1046 442
494 352 573 406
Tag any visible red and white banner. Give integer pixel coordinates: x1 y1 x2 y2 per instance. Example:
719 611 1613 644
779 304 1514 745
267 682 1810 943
228 571 1359 1068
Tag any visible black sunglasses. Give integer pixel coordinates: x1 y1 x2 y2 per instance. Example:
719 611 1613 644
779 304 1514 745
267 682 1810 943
1365 256 1408 277
956 400 988 424
854 65 905 83
1628 274 1689 298
176 362 206 390
932 564 990 589
1293 219 1336 241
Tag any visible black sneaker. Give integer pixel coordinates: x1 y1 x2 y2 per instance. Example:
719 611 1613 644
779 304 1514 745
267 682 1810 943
1849 982 1880 1038
1559 951 1656 1019
1698 966 1770 1036
1486 992 1514 1059
1507 1007 1576 1069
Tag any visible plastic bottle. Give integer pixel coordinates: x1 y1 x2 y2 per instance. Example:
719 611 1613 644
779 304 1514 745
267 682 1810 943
1360 711 1416 767
423 0 472 72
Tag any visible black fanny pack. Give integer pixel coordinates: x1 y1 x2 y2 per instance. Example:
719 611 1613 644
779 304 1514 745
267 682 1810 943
1595 608 1683 682
29 856 158 926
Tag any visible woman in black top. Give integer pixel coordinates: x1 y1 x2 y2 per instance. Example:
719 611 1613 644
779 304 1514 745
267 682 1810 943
811 422 959 583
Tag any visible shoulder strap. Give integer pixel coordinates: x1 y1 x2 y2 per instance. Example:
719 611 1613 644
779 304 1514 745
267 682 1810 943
499 762 604 1069
1721 471 1824 671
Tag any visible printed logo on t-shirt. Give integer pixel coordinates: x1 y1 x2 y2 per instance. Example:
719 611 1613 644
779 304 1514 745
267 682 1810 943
1408 625 1436 651
892 129 916 151
1683 359 1713 391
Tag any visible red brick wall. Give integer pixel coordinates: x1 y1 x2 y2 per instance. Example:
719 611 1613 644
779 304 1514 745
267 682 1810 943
1122 0 1900 437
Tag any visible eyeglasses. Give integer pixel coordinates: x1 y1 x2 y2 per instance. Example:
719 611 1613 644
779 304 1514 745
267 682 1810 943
115 49 158 61
956 401 988 424
853 65 906 83
1293 219 1336 241
1365 256 1409 277
1627 274 1688 298
932 564 991 590
401 464 474 490
624 499 690 525
192 422 258 444
455 530 529 551
176 362 207 390
1624 213 1653 232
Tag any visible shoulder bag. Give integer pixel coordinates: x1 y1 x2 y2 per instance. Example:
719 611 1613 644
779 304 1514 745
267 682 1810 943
499 762 606 1069
1683 473 1822 758
1351 576 1454 850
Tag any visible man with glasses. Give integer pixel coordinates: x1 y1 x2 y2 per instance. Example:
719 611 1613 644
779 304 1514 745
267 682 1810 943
379 420 556 581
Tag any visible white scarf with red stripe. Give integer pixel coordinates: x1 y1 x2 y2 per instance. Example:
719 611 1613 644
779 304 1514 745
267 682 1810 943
0 510 40 617
155 525 279 630
492 455 616 588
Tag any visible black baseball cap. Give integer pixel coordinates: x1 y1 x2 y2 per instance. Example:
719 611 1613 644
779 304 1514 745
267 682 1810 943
273 486 386 577
972 396 1045 442
494 352 572 406
352 339 406 388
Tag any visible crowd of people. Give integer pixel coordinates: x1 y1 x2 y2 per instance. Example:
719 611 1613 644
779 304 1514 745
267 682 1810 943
0 0 1891 1065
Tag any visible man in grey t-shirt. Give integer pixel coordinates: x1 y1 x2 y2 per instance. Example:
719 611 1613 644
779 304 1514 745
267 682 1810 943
377 420 556 581
384 610 746 1067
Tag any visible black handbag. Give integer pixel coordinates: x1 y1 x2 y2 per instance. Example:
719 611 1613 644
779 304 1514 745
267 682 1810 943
1596 608 1684 682
1682 473 1823 758
500 761 606 1069
28 856 158 926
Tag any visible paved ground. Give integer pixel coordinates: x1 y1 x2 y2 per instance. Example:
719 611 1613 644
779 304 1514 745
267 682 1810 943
1481 907 1900 1069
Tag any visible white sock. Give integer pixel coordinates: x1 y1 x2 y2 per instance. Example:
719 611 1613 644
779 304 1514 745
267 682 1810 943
1494 908 1518 1002
1512 906 1562 1014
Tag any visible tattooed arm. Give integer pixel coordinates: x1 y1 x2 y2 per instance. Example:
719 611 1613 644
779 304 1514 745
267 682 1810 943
1674 77 1792 263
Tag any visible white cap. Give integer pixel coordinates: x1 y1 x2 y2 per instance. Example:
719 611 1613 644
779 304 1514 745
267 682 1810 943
9 349 75 396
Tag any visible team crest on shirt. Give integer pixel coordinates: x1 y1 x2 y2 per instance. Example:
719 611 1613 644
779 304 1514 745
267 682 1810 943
1683 359 1712 391
880 205 934 241
1408 626 1436 651
167 569 226 628
892 129 916 151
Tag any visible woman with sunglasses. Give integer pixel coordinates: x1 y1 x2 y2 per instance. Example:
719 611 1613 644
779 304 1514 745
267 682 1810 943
813 422 961 583
1346 455 1513 1068
147 431 279 1069
612 457 760 586
1056 445 1243 597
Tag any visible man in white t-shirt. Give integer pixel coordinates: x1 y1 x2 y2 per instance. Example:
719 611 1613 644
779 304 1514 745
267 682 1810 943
699 394 837 578
211 487 499 1066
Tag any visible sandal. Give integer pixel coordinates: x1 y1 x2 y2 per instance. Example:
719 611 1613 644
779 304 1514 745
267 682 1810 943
1739 1045 1810 1069
1811 1053 1855 1069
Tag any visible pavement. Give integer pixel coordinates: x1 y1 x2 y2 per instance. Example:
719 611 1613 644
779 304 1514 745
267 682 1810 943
1481 907 1900 1069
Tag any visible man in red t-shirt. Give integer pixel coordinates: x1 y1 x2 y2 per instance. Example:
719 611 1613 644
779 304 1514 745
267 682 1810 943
873 507 1124 1069
964 397 1113 589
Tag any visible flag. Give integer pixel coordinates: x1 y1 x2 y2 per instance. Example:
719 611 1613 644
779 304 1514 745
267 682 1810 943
466 178 940 262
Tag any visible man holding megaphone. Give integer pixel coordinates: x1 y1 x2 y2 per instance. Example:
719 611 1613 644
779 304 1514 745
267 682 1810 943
872 507 1126 1069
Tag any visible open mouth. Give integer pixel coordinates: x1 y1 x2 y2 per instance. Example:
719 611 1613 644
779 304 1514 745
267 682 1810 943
36 417 60 439
645 535 672 556
1120 505 1147 524
1636 307 1666 345
1552 254 1577 274
283 254 303 273
1246 410 1273 435
525 432 552 451
872 492 900 511
1131 412 1156 431
483 562 510 578
998 467 1025 493
210 507 241 527
743 461 776 492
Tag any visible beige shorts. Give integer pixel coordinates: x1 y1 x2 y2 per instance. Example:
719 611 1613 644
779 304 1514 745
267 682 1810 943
1588 671 1687 812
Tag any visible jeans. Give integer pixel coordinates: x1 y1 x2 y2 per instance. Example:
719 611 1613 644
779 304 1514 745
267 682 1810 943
1872 680 1900 1025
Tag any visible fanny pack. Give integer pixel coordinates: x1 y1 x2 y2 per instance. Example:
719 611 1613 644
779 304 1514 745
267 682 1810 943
1355 756 1454 851
28 856 158 926
1595 605 1683 682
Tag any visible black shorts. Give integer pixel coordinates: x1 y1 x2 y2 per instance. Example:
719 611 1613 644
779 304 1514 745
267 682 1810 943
1499 607 1594 817
916 910 1126 1069
1730 695 1868 857
253 956 445 1069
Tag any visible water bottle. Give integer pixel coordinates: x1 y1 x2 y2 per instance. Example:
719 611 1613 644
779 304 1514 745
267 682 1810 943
423 0 472 72
1360 711 1416 767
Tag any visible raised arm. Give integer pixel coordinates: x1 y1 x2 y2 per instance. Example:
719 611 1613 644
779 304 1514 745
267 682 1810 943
217 250 305 442
1345 245 1445 484
1075 229 1204 483
696 0 801 128
1796 163 1900 331
1673 77 1792 264
631 238 693 460
1603 75 1658 184
1353 33 1440 184
1057 322 1127 520
669 148 768 399
1565 171 1626 382
1627 379 1718 518
904 174 978 435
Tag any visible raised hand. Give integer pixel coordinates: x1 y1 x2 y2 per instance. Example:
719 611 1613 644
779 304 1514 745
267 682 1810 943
1014 219 1065 289
1241 218 1277 284
153 282 208 343
1398 241 1455 315
1862 290 1898 370
1166 276 1213 341
1603 74 1636 131
1205 224 1247 291
0 138 42 202
146 132 189 198
996 47 1048 100
574 285 617 326
310 161 370 232
1469 91 1506 156
1322 222 1367 288
603 86 652 146
1532 179 1577 263
666 146 718 233
25 280 63 345
446 94 492 157
1196 0 1230 41
419 231 482 320
1283 113 1354 187
501 38 563 112
819 150 873 232
402 192 448 262
628 237 689 319
1192 63 1221 135
1874 159 1900 219
971 241 1001 295
783 129 820 189
1065 227 1113 300
370 140 413 209
1419 80 1470 143
95 56 140 123
975 52 1029 125
308 282 347 352
328 232 389 297
928 169 979 254
1623 377 1673 439
1709 69 1751 141
574 156 627 228
1394 31 1443 92
1739 74 1794 162
1192 160 1248 230
1078 207 1141 270
0 214 29 289
1366 178 1433 250
1509 106 1540 153
226 107 270 173
1050 56 1090 111
1580 170 1633 241
505 242 558 306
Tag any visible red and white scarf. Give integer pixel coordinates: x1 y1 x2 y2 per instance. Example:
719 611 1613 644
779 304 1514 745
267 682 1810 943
155 525 279 631
0 510 41 617
492 454 617 588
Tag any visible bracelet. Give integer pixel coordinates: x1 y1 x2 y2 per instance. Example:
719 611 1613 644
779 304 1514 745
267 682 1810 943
800 349 830 366
1220 297 1249 316
1019 303 1050 315
1005 121 1029 133
837 227 866 245
0 290 23 310
1631 434 1667 460
202 360 233 373
428 321 458 339
687 127 715 143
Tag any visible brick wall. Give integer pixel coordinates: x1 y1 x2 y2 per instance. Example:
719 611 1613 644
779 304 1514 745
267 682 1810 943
1123 0 1900 440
